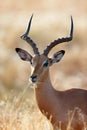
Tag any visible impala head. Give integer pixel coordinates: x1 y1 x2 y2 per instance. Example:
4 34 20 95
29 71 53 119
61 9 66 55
16 15 73 84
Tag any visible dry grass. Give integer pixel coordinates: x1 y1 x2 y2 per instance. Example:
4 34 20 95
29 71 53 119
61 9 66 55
0 85 87 130
0 84 53 130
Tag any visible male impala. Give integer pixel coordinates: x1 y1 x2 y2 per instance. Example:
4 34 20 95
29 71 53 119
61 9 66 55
16 15 87 130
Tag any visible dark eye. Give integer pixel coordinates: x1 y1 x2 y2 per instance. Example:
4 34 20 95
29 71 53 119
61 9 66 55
30 59 33 65
43 60 49 68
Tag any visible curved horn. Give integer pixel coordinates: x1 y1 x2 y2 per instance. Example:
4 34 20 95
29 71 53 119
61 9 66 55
21 14 39 55
43 16 73 56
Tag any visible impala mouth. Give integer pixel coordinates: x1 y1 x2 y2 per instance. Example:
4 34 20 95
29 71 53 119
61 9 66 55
30 75 38 83
29 76 43 87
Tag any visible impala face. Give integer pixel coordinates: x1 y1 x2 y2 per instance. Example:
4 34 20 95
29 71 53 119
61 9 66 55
16 14 73 84
16 48 65 84
30 54 50 83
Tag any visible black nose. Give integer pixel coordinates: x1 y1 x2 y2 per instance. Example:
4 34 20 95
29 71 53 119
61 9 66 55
30 75 37 83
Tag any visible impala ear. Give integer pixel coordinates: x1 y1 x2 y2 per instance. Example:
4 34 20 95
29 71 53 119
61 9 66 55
50 50 65 65
15 48 32 62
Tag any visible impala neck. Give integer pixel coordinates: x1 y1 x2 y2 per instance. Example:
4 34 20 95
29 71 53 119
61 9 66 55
34 69 58 109
34 69 60 121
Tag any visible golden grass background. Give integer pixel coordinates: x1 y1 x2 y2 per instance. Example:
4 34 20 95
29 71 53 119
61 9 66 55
0 0 87 129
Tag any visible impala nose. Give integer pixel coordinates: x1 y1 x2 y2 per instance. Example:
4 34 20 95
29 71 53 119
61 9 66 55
30 75 37 83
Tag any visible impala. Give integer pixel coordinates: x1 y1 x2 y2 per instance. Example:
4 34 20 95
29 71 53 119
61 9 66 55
16 15 87 130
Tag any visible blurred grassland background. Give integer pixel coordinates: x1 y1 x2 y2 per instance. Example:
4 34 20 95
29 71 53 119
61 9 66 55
0 0 87 129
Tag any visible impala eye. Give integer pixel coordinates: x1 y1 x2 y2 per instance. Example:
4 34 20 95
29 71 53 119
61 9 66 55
30 59 33 65
43 60 49 68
